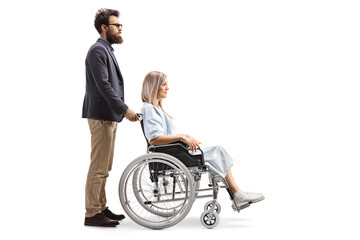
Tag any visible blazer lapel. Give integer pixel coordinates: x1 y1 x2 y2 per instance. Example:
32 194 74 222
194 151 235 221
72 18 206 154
98 39 122 78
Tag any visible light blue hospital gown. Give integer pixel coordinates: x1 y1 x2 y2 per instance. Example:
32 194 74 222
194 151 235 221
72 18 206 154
141 103 234 178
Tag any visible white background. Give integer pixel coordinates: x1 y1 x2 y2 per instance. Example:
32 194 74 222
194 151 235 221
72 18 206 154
0 0 359 239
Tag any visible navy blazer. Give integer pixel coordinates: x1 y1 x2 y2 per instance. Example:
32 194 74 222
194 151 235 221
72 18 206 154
82 38 128 122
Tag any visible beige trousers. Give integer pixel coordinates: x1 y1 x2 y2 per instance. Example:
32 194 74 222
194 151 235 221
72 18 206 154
85 119 117 217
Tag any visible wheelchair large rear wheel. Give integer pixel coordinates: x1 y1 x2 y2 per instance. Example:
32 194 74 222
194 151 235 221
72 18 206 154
119 153 195 229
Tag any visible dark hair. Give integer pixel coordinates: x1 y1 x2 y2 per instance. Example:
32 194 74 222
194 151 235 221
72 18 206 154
94 8 119 34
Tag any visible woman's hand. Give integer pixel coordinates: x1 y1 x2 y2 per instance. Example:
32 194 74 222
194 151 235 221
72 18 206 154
181 134 201 152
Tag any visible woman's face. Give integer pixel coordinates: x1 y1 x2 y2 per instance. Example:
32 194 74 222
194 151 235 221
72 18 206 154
157 78 169 100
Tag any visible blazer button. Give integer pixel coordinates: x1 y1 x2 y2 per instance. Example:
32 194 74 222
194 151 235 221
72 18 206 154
121 97 124 101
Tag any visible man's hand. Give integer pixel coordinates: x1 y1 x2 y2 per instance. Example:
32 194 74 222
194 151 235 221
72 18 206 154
124 109 140 122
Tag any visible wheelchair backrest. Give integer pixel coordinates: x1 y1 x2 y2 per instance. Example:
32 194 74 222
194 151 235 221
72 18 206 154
140 119 150 148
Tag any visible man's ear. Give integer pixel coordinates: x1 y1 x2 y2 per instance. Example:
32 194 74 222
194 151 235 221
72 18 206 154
101 24 107 33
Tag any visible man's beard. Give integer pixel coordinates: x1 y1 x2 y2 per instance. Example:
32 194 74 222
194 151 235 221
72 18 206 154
106 32 123 44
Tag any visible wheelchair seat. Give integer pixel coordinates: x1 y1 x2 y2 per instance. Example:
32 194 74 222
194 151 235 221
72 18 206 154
140 119 205 169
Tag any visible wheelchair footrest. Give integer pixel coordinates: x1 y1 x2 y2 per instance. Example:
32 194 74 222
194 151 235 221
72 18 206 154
232 202 250 211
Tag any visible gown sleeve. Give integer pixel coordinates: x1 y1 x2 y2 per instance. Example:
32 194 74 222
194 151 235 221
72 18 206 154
141 104 165 143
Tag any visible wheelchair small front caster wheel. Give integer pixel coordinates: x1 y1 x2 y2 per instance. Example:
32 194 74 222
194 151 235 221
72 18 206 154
200 210 219 229
204 200 221 214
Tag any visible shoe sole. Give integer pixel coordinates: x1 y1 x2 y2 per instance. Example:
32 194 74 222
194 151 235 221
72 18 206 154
249 196 265 204
84 222 119 227
108 217 125 221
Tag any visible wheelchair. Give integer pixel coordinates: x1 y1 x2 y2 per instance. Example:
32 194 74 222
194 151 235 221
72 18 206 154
118 115 250 229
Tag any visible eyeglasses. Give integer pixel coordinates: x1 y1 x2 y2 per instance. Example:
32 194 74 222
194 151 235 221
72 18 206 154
107 23 122 29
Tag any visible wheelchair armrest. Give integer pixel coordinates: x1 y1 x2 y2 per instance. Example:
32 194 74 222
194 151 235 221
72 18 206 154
148 141 205 169
148 141 187 151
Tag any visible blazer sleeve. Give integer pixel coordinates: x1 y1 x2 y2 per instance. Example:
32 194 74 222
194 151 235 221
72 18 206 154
87 45 128 115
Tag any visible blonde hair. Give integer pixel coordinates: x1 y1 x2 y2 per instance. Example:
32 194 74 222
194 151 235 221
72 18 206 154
141 71 167 111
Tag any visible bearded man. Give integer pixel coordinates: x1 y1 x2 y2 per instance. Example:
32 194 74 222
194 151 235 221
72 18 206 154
82 8 139 227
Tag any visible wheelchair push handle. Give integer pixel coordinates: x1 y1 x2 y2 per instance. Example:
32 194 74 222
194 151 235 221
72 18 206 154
136 113 143 120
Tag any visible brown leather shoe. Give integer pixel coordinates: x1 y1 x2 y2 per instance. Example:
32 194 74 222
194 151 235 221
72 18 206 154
84 212 119 227
102 207 126 221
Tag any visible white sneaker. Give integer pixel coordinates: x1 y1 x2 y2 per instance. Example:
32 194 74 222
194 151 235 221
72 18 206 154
232 192 264 211
245 192 265 203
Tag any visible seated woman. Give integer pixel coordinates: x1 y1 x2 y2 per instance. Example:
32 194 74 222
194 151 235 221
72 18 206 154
141 71 264 209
